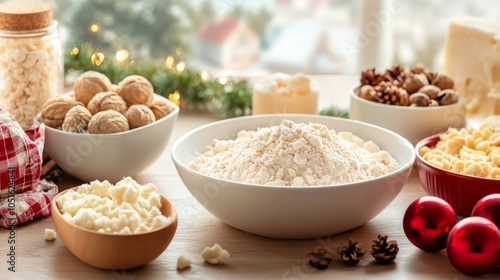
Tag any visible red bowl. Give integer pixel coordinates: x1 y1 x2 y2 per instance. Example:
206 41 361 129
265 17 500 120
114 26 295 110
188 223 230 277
415 134 500 216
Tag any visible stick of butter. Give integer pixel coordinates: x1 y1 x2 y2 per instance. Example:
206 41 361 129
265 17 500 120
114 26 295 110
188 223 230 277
252 73 319 115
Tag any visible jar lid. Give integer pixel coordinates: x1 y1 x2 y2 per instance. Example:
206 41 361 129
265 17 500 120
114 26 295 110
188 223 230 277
0 2 53 31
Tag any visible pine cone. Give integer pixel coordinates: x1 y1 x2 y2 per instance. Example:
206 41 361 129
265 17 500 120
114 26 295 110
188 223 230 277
307 247 333 270
42 166 64 183
385 64 407 86
337 238 365 265
373 81 409 106
360 68 386 86
371 234 399 264
41 159 64 183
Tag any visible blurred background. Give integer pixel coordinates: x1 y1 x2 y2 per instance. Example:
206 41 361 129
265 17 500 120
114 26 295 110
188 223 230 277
9 0 500 76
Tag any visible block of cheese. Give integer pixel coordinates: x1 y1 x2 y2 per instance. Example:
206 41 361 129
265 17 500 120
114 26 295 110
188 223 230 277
252 73 319 115
482 115 500 128
443 17 500 122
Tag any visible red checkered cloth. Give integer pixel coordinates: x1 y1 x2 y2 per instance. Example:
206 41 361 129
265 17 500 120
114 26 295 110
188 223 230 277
0 109 58 227
0 180 57 227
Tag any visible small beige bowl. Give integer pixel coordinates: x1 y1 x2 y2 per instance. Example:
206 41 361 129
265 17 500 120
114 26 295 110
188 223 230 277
51 188 178 270
349 85 467 146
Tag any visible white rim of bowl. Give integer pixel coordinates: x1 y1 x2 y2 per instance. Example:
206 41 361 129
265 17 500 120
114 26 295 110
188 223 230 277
172 114 416 190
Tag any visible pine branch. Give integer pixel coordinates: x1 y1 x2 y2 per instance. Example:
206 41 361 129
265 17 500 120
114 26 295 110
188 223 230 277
64 42 345 119
320 106 349 118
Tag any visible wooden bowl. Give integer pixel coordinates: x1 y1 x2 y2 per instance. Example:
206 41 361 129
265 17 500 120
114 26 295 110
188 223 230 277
51 188 178 270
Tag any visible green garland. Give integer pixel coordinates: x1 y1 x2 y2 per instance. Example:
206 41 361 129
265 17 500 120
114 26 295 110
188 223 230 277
64 43 348 118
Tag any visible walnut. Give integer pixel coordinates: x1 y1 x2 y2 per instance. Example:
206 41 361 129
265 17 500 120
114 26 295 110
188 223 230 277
418 85 441 100
40 95 83 128
125 105 155 129
432 75 454 90
88 110 130 134
402 73 429 94
62 105 92 133
74 71 113 106
87 91 128 115
150 98 174 120
116 75 154 107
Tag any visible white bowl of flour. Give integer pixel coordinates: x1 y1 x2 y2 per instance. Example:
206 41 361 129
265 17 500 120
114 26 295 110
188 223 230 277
172 114 415 239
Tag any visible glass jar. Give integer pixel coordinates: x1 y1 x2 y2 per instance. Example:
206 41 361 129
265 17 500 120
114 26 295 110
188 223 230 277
0 2 63 129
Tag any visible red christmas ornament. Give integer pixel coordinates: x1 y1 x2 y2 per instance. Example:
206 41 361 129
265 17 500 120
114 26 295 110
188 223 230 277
403 196 457 252
446 217 500 276
471 194 500 229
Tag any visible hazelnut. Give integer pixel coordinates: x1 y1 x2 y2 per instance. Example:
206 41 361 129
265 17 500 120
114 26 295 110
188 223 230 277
403 73 429 94
40 95 84 128
87 91 128 115
424 71 437 84
418 85 441 100
74 71 113 106
410 64 425 74
88 110 130 134
409 92 430 107
116 75 154 107
150 98 174 120
399 90 410 106
432 75 454 90
429 100 439 107
125 105 156 129
62 105 92 133
359 85 376 101
437 89 459 105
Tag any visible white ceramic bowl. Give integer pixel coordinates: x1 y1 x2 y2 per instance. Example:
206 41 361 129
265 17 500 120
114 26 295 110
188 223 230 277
349 85 467 146
172 114 415 239
43 94 179 183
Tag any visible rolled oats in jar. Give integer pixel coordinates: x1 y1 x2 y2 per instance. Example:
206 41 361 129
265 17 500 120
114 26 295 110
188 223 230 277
0 2 63 128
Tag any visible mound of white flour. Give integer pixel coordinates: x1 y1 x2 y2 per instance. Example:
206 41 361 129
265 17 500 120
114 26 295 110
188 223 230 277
190 120 399 186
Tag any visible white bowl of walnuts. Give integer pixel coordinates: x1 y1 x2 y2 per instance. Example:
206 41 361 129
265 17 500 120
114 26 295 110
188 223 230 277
38 71 179 183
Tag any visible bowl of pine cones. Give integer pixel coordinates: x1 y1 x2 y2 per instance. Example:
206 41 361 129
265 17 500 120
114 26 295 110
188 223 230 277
349 65 467 146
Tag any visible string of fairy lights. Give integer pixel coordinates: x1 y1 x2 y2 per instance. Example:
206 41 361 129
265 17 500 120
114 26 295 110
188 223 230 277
63 22 347 118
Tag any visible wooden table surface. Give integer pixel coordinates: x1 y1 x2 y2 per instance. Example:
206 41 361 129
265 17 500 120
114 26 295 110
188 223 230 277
1 75 498 280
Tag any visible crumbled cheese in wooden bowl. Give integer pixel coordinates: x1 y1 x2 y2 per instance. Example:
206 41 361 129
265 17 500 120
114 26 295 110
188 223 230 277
56 177 170 234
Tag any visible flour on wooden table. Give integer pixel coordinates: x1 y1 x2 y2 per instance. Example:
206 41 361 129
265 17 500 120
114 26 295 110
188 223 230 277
191 120 399 186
